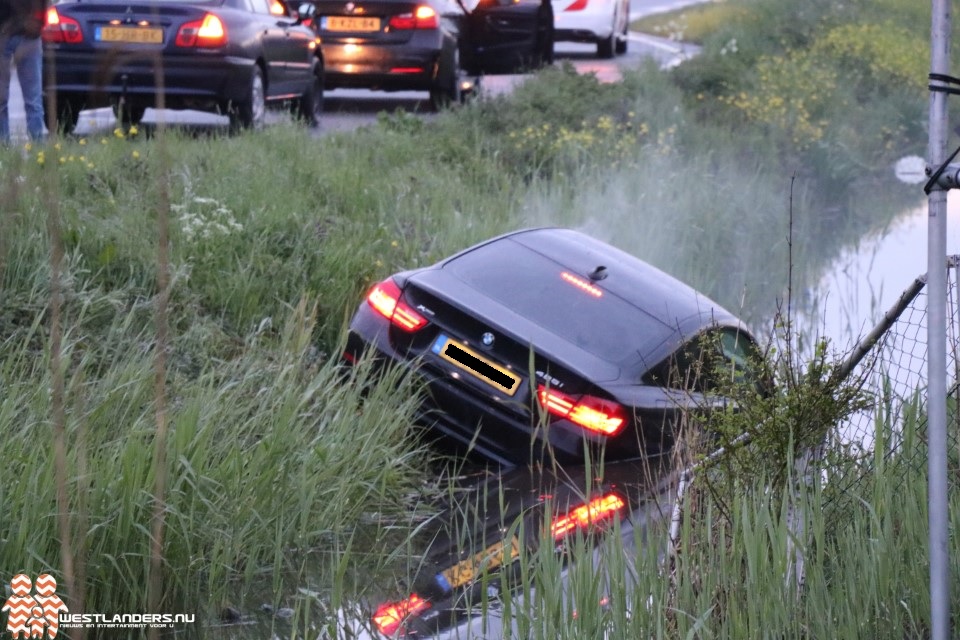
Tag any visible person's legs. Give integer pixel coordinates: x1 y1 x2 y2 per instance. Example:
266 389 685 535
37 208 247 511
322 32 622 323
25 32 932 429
0 36 14 144
13 36 45 141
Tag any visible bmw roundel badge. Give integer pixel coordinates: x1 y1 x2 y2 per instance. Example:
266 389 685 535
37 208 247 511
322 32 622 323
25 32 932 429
481 332 495 348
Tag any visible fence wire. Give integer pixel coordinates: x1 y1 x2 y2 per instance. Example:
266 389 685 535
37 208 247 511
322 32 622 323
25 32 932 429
824 255 960 503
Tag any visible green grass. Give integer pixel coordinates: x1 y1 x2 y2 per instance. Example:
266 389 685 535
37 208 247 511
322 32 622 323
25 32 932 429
630 2 750 44
0 0 947 633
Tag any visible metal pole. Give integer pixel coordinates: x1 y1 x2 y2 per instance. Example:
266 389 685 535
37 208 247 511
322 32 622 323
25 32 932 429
927 0 951 635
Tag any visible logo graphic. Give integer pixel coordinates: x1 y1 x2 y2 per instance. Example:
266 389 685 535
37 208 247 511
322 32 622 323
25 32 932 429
481 332 495 347
2 575 68 639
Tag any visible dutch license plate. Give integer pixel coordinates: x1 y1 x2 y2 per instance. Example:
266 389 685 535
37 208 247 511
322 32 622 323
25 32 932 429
438 536 521 590
96 26 164 44
431 334 520 396
322 16 380 31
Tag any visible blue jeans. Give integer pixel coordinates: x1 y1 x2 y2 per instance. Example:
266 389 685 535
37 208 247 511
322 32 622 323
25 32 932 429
0 35 46 143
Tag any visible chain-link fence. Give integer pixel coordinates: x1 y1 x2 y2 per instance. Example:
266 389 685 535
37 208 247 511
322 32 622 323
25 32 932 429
824 256 960 499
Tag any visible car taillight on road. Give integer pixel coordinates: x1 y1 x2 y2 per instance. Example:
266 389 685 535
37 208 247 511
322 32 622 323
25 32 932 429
367 278 428 332
388 5 439 30
372 593 431 636
175 13 227 48
537 385 626 436
42 8 83 43
550 493 626 540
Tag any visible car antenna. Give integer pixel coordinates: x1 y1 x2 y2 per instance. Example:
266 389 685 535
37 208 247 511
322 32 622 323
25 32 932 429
588 265 608 281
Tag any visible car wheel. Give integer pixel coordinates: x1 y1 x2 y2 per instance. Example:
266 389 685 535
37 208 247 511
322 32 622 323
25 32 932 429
615 10 628 55
54 97 83 135
112 101 146 128
532 5 555 68
230 65 266 132
293 66 323 128
429 49 462 112
597 31 615 58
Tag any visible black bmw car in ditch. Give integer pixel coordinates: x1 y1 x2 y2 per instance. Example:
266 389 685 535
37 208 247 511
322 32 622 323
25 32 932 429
311 0 553 108
344 227 763 468
42 0 324 132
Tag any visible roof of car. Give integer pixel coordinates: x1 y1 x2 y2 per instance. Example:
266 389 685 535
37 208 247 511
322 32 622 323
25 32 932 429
435 227 749 372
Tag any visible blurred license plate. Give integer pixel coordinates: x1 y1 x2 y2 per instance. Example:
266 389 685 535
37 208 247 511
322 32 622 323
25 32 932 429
322 16 380 31
96 26 163 43
431 334 520 396
438 536 521 590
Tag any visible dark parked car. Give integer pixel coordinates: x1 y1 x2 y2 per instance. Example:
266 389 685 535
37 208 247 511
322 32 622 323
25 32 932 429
42 0 324 132
311 0 553 109
350 458 676 639
344 227 763 467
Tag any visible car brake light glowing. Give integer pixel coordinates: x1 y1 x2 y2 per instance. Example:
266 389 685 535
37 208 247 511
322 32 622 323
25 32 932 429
367 279 428 332
550 493 626 539
42 8 83 43
372 594 431 636
561 271 602 297
537 385 626 436
175 13 227 47
388 5 438 30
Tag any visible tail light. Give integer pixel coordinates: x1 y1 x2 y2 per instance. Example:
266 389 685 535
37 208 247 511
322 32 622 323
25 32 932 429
372 594 431 636
550 493 626 540
388 5 438 30
367 278 428 332
42 8 83 43
175 13 227 48
537 385 626 436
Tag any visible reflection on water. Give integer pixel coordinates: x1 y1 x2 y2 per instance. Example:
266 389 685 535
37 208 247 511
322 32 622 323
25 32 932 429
804 193 960 448
805 192 960 347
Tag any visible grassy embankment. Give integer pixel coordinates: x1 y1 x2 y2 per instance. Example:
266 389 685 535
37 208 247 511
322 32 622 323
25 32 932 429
1 0 957 635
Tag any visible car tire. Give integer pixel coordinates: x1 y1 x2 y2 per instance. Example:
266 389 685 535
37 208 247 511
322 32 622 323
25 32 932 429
597 31 615 58
429 49 462 112
293 66 323 128
532 5 555 68
112 101 147 128
54 97 83 135
230 65 266 132
615 13 628 55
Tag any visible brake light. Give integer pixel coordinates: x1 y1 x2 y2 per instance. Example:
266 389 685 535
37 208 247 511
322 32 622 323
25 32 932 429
175 13 227 47
372 594 431 636
366 279 428 332
42 8 83 43
561 271 602 297
388 5 438 30
537 385 626 436
550 493 626 539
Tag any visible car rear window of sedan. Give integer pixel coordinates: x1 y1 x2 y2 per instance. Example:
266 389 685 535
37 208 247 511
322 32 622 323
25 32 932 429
445 240 672 363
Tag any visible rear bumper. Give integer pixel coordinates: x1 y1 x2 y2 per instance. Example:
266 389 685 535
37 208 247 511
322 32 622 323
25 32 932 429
345 308 608 467
44 47 253 106
552 0 615 41
321 41 441 91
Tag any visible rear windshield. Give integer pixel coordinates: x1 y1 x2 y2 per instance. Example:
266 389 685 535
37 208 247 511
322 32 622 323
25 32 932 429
445 240 671 363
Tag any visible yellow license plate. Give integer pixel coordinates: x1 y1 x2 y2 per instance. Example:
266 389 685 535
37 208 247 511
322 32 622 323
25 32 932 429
441 536 521 589
97 26 164 44
432 335 521 397
323 16 381 31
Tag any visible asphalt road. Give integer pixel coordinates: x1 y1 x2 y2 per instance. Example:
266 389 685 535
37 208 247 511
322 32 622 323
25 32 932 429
4 0 701 140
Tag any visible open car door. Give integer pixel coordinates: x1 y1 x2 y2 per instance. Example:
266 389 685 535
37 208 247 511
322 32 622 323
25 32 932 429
457 0 554 74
